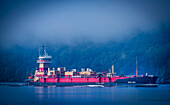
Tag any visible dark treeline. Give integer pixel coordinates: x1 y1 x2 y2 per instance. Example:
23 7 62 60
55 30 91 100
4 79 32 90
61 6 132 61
0 25 169 82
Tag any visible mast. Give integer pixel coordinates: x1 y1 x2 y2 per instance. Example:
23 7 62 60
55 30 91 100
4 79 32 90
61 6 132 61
136 56 138 77
38 48 40 56
37 44 52 76
40 43 46 56
42 43 45 56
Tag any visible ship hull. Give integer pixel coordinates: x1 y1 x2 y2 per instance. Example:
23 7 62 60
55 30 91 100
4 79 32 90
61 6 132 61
28 76 158 87
115 76 158 84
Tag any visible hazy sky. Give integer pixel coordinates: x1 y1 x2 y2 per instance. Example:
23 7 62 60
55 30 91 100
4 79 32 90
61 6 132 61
0 0 170 47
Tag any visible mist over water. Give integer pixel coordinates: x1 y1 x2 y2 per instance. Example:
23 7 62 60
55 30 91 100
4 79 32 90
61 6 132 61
0 0 169 82
0 0 170 47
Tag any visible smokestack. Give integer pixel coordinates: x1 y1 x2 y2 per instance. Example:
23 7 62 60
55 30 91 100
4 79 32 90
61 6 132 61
136 56 138 77
112 65 114 75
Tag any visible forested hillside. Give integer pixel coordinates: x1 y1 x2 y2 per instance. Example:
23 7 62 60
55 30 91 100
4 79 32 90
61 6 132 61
0 26 169 82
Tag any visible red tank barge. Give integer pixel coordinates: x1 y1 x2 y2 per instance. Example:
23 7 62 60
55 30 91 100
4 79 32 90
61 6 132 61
27 45 158 87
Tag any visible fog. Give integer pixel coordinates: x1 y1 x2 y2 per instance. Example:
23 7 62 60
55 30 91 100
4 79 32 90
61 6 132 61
0 0 170 47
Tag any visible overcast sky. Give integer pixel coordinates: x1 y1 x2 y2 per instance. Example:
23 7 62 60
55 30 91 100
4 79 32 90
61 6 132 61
0 0 170 47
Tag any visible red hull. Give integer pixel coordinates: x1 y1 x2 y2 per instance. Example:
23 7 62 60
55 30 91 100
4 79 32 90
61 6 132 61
38 77 130 83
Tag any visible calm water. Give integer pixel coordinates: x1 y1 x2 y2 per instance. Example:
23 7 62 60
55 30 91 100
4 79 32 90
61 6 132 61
0 85 170 105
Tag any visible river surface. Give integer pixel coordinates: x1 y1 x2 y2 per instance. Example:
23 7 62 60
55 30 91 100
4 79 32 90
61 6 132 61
0 84 170 105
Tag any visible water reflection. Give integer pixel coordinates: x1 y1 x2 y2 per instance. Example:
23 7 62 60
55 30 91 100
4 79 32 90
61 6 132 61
1 85 170 105
34 86 141 104
34 86 112 102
